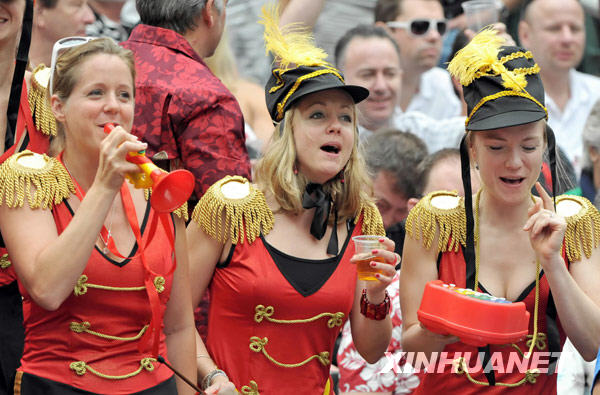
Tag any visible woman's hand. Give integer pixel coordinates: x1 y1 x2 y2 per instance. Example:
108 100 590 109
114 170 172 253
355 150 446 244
351 236 399 303
205 377 237 395
94 125 147 191
418 322 460 347
523 182 566 265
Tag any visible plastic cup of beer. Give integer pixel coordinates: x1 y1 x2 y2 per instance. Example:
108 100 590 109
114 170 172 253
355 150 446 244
462 0 499 32
352 235 386 281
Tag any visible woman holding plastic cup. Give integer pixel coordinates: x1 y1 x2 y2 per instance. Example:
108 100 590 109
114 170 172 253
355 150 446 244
0 38 199 394
400 28 600 393
186 6 397 394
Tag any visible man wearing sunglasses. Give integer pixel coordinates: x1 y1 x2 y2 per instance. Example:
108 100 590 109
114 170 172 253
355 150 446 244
375 0 461 121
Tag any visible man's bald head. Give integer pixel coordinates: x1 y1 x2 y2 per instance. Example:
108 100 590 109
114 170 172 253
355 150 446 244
519 0 585 73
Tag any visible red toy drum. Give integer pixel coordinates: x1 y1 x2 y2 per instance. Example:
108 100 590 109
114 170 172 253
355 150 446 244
417 280 530 347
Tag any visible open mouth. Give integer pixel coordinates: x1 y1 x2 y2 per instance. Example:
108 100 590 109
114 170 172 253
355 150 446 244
500 177 525 185
321 144 341 154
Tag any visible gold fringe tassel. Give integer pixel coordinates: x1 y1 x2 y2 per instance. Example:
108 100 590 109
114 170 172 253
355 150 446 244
0 151 74 209
405 192 466 253
558 195 600 262
28 65 57 137
356 202 385 237
191 176 274 244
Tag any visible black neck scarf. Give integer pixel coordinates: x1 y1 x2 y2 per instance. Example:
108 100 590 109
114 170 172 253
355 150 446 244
302 183 338 255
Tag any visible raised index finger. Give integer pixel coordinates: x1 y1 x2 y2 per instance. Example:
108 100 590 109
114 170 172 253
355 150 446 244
534 181 554 211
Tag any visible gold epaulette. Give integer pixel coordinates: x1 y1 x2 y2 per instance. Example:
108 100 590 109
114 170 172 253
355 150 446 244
405 190 466 253
191 175 274 244
355 201 386 236
556 194 600 262
143 188 188 221
0 150 74 209
28 65 57 137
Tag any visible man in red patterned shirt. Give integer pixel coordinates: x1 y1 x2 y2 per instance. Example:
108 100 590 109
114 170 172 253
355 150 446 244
122 0 251 204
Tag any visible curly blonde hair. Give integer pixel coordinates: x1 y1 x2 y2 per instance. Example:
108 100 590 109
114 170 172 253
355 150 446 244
254 103 374 222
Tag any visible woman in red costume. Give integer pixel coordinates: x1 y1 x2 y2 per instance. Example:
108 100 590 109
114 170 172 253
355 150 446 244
187 6 398 394
0 0 52 392
401 28 600 393
0 38 197 394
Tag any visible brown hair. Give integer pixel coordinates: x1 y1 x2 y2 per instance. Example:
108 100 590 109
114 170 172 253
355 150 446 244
49 38 135 154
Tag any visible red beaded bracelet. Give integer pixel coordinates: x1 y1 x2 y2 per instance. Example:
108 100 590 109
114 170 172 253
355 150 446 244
360 289 390 320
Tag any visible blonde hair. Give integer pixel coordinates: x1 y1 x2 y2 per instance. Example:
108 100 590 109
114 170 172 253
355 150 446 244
49 38 136 154
254 104 374 222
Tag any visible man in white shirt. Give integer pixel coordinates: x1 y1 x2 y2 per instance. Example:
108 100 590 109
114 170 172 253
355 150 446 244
375 0 461 120
519 0 600 174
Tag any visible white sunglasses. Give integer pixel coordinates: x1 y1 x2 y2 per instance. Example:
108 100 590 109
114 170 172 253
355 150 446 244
386 19 448 37
49 36 95 95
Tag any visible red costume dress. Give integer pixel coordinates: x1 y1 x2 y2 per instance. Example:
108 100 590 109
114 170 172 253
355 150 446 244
193 176 385 395
0 152 183 394
0 76 50 394
405 191 599 394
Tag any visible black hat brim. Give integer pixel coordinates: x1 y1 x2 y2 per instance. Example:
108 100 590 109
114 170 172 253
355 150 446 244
288 83 369 110
468 109 546 131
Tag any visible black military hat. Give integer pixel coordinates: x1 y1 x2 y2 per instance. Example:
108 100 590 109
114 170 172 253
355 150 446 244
265 65 368 122
448 29 547 131
260 5 368 123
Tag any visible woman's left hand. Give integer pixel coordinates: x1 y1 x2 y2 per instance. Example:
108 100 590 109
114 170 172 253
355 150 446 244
350 237 399 301
523 182 566 264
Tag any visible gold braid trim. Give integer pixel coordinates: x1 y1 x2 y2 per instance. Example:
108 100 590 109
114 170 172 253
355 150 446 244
70 321 149 341
254 305 344 328
0 254 11 269
249 336 330 368
275 67 344 121
356 201 386 236
241 380 260 395
556 195 600 262
453 357 539 387
28 65 57 137
405 191 466 253
191 175 274 244
0 151 75 209
499 50 533 64
526 332 547 351
74 274 146 296
70 358 156 380
143 188 188 221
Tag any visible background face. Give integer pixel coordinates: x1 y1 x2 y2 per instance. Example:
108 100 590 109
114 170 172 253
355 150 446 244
390 0 444 74
0 0 25 44
519 0 585 73
39 0 94 43
342 36 401 131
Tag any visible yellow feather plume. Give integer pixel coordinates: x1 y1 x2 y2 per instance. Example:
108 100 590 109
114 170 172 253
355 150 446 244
448 27 506 86
259 4 330 70
501 70 528 91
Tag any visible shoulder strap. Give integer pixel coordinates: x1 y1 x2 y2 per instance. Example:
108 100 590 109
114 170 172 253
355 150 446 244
0 150 75 209
405 190 466 253
191 175 274 244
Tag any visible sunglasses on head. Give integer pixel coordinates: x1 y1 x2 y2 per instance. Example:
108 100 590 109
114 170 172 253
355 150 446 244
387 19 447 37
49 36 95 95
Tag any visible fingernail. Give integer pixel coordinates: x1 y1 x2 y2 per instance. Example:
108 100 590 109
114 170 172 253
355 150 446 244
372 249 378 254
375 274 380 278
379 238 385 242
370 262 376 267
